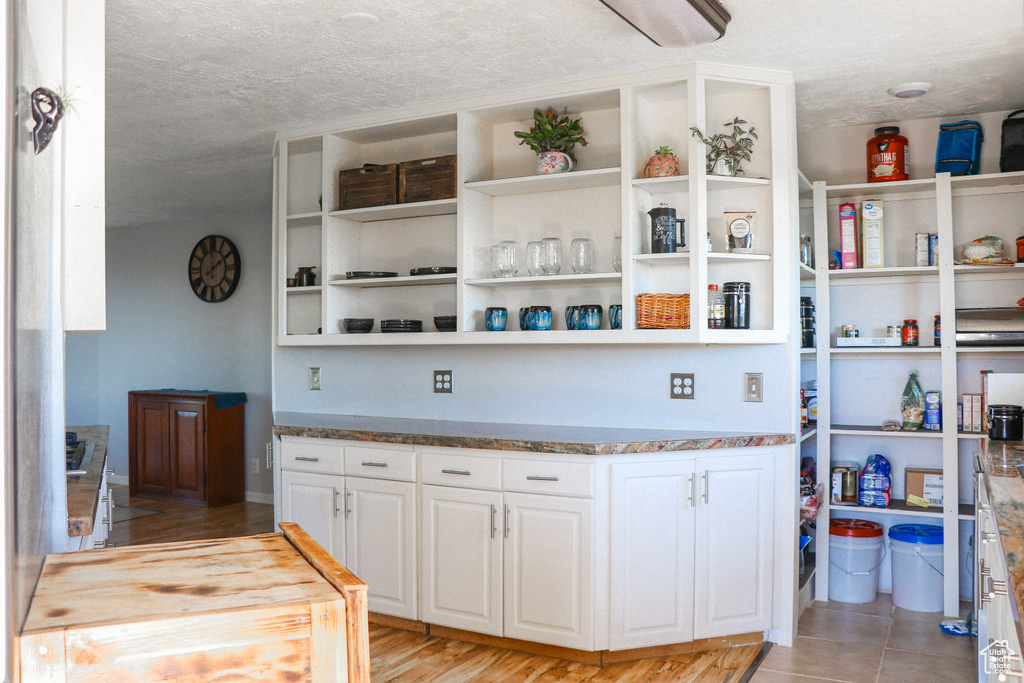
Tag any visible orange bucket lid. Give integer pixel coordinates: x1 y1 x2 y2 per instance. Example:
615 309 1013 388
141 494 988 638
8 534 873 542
830 518 883 538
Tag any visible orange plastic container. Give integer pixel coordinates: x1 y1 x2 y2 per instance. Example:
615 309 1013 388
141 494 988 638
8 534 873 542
867 126 909 182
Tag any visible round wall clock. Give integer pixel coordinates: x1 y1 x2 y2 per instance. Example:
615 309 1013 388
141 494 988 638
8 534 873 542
188 235 241 303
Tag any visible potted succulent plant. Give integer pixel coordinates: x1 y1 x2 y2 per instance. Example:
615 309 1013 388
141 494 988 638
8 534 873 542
641 145 681 178
689 117 757 176
514 108 588 174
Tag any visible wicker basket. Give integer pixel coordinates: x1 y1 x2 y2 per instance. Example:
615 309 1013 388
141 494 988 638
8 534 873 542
636 293 690 329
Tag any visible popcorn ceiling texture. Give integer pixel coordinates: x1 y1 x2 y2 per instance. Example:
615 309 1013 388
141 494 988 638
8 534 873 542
105 0 1024 228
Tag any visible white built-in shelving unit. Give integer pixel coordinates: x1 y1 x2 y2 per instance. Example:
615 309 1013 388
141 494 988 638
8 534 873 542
273 63 796 345
806 170 1024 616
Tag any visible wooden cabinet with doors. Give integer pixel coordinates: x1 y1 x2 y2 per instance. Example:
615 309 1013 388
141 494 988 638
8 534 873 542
128 390 246 506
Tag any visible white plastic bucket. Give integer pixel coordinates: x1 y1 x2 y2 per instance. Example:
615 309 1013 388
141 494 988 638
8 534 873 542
889 524 944 612
829 520 885 604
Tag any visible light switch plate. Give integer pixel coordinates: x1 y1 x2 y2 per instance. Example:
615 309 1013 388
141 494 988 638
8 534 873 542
670 373 694 399
309 367 321 391
434 370 452 393
745 373 763 402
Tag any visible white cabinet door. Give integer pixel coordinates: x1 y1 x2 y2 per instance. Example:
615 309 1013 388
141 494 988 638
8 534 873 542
345 477 417 619
503 492 593 650
610 460 696 649
694 454 773 638
420 485 502 635
279 470 344 561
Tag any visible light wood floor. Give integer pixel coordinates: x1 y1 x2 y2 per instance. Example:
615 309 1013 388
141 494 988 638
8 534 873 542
109 485 763 682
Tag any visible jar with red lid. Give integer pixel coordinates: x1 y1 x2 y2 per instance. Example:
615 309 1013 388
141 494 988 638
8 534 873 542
867 126 909 183
901 319 919 346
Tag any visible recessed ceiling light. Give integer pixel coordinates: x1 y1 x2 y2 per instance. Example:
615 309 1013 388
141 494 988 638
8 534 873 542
338 12 380 30
887 82 933 98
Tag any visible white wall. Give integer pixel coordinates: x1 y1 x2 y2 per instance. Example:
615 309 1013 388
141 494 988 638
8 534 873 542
65 208 274 496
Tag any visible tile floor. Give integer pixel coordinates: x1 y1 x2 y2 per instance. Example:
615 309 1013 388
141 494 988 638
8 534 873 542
750 593 977 683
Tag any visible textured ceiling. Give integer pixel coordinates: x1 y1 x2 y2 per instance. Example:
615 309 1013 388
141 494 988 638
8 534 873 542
105 0 1024 228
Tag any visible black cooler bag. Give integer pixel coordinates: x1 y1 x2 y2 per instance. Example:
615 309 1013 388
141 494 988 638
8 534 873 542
1001 110 1024 172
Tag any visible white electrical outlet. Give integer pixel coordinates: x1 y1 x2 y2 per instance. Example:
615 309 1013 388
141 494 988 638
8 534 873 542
309 367 321 390
670 373 694 399
250 458 259 475
745 373 763 402
434 370 453 393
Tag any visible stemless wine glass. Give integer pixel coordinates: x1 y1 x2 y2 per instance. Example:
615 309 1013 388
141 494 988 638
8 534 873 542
571 238 594 274
539 237 562 275
613 235 622 273
526 240 543 276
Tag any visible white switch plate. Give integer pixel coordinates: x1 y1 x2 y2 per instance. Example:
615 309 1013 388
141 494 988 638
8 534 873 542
745 373 763 402
250 458 259 474
309 367 321 390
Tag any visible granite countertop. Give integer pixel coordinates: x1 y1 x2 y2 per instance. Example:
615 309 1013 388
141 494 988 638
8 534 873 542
67 425 109 537
979 437 1024 639
273 412 794 455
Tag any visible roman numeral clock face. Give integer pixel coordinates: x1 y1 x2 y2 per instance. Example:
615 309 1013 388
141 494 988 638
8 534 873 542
189 235 241 302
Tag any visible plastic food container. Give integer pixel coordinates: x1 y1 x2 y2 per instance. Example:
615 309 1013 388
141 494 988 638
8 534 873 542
828 519 884 603
988 404 1024 441
889 524 943 612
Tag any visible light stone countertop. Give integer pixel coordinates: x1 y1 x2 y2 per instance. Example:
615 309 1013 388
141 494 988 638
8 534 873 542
273 412 795 456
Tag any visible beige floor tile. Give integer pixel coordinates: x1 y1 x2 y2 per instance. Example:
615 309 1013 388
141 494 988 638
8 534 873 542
877 648 977 683
758 636 882 683
797 607 890 647
811 593 893 618
749 669 853 683
886 617 976 661
891 599 972 623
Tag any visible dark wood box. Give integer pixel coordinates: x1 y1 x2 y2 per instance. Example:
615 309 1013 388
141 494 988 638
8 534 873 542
339 163 399 210
399 155 457 204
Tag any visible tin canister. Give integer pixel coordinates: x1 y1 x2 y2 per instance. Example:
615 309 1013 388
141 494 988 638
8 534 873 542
887 325 900 338
842 325 858 338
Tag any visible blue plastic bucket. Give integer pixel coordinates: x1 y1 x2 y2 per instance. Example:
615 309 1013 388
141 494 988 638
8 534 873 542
889 524 943 612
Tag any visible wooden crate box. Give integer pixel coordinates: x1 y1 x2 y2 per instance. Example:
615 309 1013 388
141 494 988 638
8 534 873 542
339 163 398 209
398 155 456 204
18 523 369 683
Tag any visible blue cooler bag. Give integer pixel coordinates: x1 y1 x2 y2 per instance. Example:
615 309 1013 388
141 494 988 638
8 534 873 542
935 120 982 176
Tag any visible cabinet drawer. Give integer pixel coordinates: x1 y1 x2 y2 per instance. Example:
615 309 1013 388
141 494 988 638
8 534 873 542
344 445 416 482
280 437 344 475
420 451 502 490
502 459 594 498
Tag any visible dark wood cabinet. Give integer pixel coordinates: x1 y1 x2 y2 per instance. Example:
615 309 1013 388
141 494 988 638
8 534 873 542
129 390 245 507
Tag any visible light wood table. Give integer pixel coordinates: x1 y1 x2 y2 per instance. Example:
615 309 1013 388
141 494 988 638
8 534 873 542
18 523 368 683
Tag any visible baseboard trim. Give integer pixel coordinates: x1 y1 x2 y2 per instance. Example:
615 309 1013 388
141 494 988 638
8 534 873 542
368 612 428 634
366 614 762 666
245 491 274 505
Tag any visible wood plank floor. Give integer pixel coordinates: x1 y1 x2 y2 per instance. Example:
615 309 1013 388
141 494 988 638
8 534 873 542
109 484 762 682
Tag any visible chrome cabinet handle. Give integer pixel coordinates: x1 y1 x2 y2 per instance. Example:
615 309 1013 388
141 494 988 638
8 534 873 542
361 461 388 468
491 504 497 539
104 469 114 477
688 474 695 508
504 504 510 539
983 532 997 543
702 471 709 504
526 475 559 481
333 488 340 518
442 469 471 476
266 442 274 469
345 489 352 519
296 456 319 462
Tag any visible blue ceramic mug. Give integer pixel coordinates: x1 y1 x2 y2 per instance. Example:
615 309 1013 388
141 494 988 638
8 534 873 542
519 306 531 331
609 304 622 329
565 305 580 330
530 305 552 330
579 304 603 330
485 307 507 331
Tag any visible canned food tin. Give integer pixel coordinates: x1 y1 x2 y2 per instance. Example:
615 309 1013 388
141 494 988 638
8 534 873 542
842 325 858 338
887 325 899 338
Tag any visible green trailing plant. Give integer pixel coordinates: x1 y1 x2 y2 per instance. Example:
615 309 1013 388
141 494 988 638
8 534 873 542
689 117 757 174
654 145 674 155
514 108 588 162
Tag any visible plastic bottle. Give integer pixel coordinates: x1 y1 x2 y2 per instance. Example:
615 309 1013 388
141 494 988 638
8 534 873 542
707 284 725 329
867 126 909 183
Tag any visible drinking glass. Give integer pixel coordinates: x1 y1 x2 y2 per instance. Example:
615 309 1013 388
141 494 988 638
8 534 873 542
571 238 594 274
526 240 543 276
539 237 562 275
490 240 520 277
613 235 622 273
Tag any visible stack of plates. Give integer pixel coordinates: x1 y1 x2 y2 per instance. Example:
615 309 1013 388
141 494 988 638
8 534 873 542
380 319 423 333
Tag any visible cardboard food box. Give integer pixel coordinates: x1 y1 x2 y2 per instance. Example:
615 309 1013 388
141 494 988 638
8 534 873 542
861 200 884 268
839 203 859 269
905 468 943 507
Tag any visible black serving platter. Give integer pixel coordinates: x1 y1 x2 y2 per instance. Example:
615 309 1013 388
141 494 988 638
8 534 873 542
410 267 457 276
346 271 398 279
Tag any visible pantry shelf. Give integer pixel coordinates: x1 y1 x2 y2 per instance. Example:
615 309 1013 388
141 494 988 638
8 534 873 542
464 273 621 288
830 425 943 438
464 167 621 196
327 274 457 288
328 198 457 222
831 499 974 520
